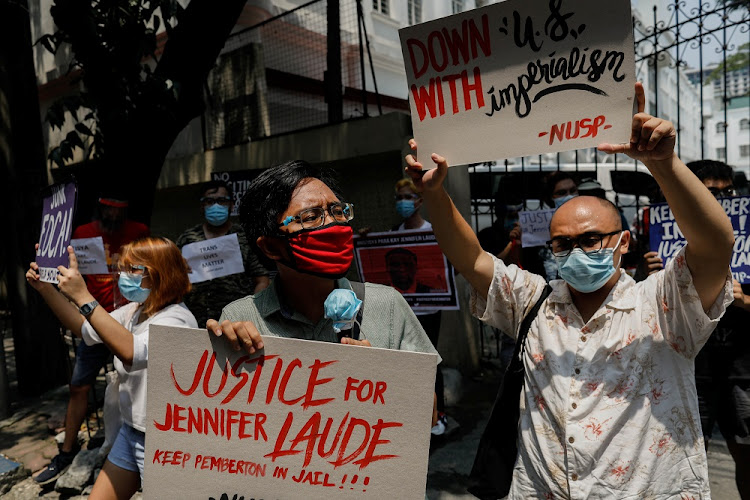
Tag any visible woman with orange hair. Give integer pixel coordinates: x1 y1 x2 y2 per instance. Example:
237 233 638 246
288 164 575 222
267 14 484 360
26 236 197 499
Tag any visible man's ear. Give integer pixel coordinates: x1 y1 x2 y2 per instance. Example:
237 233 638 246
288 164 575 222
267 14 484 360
257 235 287 262
619 230 631 255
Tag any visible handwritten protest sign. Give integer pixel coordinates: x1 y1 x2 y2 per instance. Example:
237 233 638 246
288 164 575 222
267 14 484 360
145 325 437 499
649 196 750 283
36 181 77 283
353 231 458 310
182 233 245 284
399 0 635 166
70 237 108 275
519 209 555 247
212 170 264 216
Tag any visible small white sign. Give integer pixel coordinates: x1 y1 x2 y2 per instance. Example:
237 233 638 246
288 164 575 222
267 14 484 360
71 237 108 275
519 209 556 248
182 233 245 284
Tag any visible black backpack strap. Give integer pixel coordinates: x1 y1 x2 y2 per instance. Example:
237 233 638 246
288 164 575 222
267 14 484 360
468 283 552 500
347 281 366 340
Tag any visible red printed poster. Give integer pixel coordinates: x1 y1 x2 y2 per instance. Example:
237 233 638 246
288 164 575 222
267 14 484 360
144 325 437 499
354 231 458 310
399 0 635 166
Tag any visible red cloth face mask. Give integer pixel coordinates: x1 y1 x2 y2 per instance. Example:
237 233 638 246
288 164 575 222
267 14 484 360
281 223 354 279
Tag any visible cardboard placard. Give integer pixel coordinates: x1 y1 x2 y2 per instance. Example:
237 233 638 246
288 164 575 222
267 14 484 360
36 181 77 283
182 233 245 284
399 0 635 166
649 196 750 283
212 170 264 217
353 231 458 310
145 325 437 499
519 209 556 248
71 237 108 275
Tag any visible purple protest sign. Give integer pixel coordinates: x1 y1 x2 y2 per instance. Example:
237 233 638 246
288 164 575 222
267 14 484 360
36 181 77 283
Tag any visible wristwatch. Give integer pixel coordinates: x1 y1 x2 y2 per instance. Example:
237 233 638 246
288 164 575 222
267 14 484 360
78 300 99 317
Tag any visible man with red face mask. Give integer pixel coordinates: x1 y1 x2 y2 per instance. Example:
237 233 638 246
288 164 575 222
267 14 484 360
205 160 438 371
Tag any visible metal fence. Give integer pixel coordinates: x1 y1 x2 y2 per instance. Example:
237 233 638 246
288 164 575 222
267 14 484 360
203 0 385 149
468 0 750 234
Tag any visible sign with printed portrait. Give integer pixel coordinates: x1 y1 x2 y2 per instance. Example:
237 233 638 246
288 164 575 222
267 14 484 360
353 231 458 310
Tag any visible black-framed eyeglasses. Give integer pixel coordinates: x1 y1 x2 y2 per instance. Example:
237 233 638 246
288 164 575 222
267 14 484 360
200 196 233 206
708 187 736 198
395 193 420 201
546 230 622 257
279 202 354 230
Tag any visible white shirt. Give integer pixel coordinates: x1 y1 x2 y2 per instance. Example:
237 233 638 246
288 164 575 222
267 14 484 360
82 302 197 431
471 246 733 499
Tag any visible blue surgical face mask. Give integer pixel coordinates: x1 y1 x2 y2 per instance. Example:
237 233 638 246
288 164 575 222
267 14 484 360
205 203 230 226
118 272 151 303
554 194 578 209
395 199 416 219
324 288 362 333
554 232 623 293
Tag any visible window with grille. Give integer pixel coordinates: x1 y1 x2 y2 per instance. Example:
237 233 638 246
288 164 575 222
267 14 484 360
372 0 389 15
452 0 464 14
741 119 750 131
717 147 727 159
716 122 726 133
741 145 750 157
408 0 422 24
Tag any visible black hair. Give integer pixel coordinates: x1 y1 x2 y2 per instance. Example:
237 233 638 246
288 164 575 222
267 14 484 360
239 160 342 247
686 160 734 183
543 171 577 208
200 179 233 199
385 247 417 263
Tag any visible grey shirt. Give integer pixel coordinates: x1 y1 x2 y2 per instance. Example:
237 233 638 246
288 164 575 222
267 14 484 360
220 277 440 362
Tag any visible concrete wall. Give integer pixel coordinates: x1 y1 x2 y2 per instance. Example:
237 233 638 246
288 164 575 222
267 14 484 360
152 112 482 373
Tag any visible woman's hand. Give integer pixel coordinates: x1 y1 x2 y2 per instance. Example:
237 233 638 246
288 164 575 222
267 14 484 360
206 318 265 354
26 245 53 292
405 139 449 193
57 246 95 307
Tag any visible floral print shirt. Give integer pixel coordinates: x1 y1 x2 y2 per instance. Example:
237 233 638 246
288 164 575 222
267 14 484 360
471 247 733 499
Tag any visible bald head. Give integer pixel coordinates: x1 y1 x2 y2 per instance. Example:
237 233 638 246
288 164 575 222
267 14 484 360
550 196 622 237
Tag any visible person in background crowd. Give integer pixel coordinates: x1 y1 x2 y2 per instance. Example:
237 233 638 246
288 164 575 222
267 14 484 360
642 159 750 498
392 178 448 435
538 172 581 281
176 180 270 327
406 82 736 498
26 238 197 499
205 161 440 426
34 197 149 486
577 177 631 236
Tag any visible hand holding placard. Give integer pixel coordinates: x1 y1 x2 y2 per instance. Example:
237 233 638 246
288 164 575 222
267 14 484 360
56 246 95 307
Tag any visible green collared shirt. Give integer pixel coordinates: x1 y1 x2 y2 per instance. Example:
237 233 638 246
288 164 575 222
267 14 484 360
219 277 440 362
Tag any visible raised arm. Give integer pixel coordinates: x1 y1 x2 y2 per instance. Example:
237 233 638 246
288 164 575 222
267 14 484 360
405 142 495 299
55 246 138 364
26 250 85 337
599 82 733 311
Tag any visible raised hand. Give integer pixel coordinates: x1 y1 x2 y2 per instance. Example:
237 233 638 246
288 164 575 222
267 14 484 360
598 82 676 165
405 139 449 193
57 246 94 306
26 244 52 292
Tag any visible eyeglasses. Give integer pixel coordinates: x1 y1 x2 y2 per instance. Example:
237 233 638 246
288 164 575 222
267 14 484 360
279 202 354 230
200 196 233 206
117 264 147 275
546 230 622 257
553 187 578 197
708 187 736 198
395 194 419 201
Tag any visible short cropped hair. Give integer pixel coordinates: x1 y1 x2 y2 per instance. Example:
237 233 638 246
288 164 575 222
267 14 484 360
395 178 418 194
385 247 417 263
200 179 233 199
686 160 733 183
119 237 191 316
239 160 342 245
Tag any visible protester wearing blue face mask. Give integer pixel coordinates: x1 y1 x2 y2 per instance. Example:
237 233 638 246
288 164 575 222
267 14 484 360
176 180 270 327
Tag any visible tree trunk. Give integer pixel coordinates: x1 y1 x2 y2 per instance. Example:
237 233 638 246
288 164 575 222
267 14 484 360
0 0 70 400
